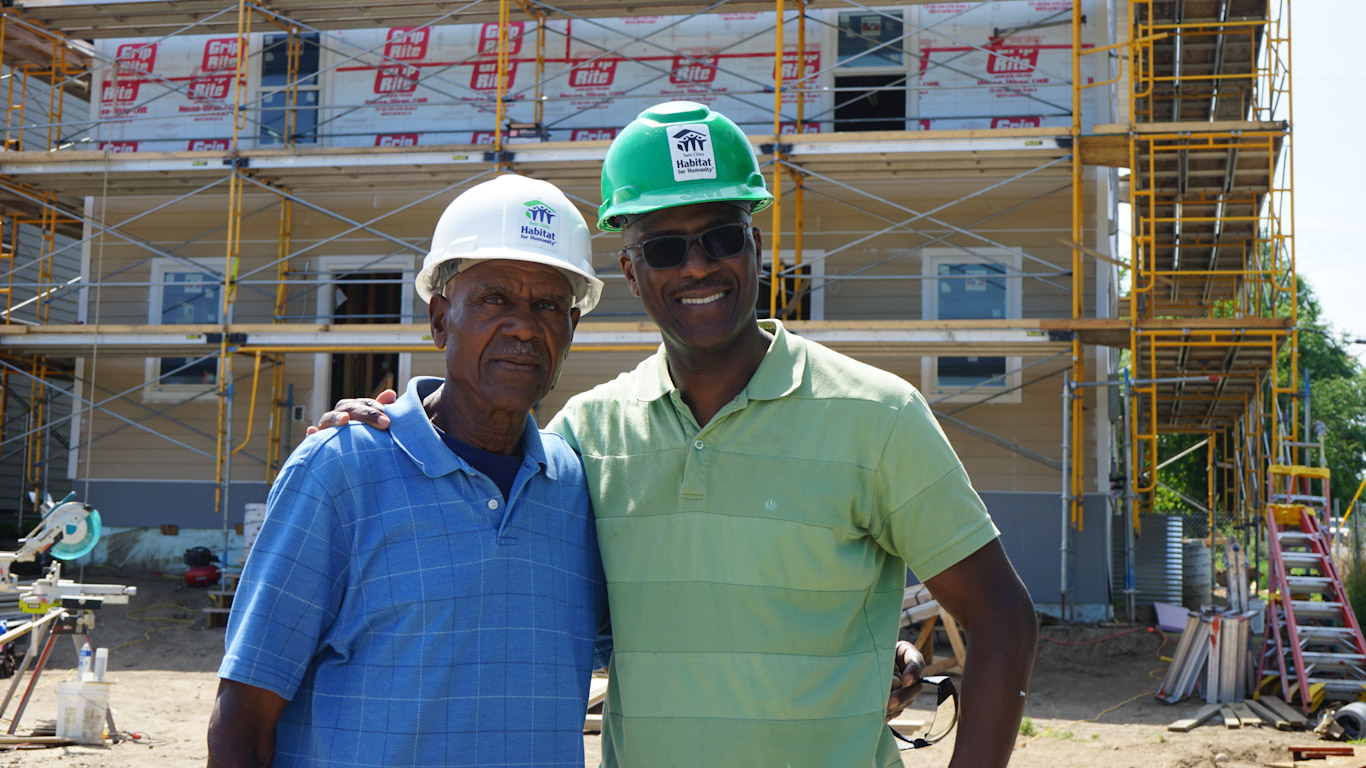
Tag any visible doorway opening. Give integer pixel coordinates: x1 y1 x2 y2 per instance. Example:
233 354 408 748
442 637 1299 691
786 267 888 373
328 270 402 405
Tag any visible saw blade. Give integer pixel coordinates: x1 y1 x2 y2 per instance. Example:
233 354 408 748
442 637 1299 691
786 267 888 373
48 504 101 561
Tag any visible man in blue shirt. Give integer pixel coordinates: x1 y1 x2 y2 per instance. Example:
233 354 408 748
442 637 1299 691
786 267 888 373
208 174 608 768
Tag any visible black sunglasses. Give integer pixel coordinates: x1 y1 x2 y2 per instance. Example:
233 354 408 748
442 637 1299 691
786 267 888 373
890 675 958 751
624 222 752 269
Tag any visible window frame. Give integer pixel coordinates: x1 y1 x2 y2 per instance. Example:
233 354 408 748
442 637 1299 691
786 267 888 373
143 257 225 403
920 247 1023 404
834 9 907 70
257 31 323 147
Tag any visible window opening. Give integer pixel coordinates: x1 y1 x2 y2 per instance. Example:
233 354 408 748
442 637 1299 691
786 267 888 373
260 32 321 145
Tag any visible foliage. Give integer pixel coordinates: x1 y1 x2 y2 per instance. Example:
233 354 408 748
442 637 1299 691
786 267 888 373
1345 565 1366 640
1152 433 1210 514
1018 717 1036 737
1307 373 1366 505
1278 278 1366 505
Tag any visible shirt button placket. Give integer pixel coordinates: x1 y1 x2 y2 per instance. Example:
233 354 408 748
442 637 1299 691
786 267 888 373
681 436 710 500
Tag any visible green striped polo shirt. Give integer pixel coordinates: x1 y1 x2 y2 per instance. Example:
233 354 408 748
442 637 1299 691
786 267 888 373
549 320 998 768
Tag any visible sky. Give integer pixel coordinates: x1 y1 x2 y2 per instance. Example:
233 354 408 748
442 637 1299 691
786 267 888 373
1290 4 1366 353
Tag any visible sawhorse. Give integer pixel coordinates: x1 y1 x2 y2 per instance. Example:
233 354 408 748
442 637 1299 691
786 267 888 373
0 608 118 740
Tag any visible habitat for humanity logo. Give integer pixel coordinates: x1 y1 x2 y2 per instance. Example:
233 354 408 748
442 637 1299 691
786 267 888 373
667 124 716 182
519 200 557 247
673 129 707 152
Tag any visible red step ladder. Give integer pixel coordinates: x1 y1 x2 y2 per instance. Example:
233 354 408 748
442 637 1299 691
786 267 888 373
1259 464 1366 712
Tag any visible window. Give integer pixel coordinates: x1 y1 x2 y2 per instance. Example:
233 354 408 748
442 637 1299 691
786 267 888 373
259 32 320 146
921 249 1022 404
145 259 222 401
837 11 904 68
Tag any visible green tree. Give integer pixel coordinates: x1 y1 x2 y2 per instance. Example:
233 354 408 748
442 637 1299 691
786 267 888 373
1280 278 1366 505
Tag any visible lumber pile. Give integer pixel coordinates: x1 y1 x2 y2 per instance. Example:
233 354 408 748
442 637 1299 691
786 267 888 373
1166 693 1309 732
1157 540 1258 705
1157 607 1259 704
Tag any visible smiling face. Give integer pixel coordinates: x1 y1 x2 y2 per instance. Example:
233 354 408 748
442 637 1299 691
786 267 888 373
619 202 763 359
428 259 580 417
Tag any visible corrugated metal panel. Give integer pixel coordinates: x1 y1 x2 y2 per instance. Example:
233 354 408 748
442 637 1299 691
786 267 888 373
1182 540 1212 610
1113 515 1183 605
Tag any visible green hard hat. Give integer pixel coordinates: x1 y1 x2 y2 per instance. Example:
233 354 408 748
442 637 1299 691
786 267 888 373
597 101 774 232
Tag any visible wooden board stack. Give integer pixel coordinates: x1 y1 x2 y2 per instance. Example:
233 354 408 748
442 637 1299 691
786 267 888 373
1166 693 1310 732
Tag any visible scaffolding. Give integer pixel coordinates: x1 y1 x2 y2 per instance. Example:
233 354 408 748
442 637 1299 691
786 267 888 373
1123 0 1294 523
0 0 1301 623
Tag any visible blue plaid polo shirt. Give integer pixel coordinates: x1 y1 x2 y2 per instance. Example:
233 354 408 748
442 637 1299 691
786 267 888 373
220 376 606 768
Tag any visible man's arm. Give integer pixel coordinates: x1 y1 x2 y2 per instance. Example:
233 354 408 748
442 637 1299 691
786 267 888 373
213 444 349 767
207 679 289 768
923 539 1037 768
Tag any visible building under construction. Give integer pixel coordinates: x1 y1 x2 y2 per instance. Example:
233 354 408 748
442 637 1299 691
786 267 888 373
0 0 1303 625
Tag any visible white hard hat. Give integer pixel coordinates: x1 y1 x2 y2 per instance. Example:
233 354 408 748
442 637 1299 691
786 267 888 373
416 174 603 312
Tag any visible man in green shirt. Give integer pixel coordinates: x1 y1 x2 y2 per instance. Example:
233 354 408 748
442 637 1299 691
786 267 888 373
321 102 1037 767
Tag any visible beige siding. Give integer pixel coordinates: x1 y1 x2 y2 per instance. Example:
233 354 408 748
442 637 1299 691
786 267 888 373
76 171 1109 492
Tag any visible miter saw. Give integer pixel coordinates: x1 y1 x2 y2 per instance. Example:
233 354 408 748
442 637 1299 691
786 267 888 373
0 493 135 613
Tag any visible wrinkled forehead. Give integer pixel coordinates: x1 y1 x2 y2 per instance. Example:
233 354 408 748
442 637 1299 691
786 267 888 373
449 258 573 295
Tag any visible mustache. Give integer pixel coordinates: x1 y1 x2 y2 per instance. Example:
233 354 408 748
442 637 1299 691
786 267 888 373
666 278 731 301
492 340 546 363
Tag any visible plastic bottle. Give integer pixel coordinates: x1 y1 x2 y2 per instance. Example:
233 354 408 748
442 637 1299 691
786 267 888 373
77 641 92 681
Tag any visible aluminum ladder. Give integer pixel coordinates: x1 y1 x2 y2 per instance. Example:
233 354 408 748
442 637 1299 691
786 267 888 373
1259 464 1366 713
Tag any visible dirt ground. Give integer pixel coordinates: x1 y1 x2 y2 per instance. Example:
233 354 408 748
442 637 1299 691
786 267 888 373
0 571 1343 767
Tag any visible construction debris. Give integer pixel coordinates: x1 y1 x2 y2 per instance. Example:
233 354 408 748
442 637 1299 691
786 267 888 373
1156 530 1262 707
1165 693 1315 732
1159 612 1251 705
1156 607 1258 705
1317 710 1348 741
1227 701 1260 727
1166 704 1222 732
1260 693 1313 729
1207 611 1255 704
1244 697 1292 730
1290 745 1355 761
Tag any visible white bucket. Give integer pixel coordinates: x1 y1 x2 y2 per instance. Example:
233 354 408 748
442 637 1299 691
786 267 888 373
56 681 110 745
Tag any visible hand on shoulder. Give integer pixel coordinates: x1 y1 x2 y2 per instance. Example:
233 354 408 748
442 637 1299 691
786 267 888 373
307 389 396 435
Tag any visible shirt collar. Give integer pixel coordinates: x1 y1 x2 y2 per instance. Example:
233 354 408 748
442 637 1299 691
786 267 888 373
391 377 553 480
629 318 806 403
